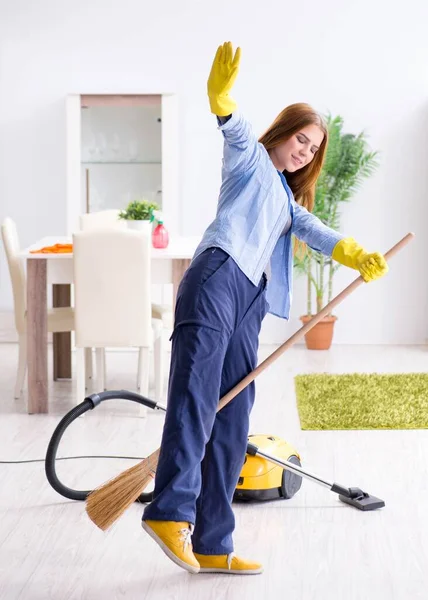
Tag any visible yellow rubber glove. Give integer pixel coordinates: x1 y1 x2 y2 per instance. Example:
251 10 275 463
207 41 241 117
332 237 389 282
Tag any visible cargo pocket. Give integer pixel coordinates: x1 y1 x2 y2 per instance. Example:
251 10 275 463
199 248 230 287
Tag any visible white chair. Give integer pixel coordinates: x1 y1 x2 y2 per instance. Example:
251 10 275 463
78 210 170 401
73 228 163 416
79 210 125 386
1 218 75 399
79 209 126 231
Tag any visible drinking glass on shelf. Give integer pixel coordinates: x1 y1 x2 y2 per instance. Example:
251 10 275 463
98 133 107 161
128 140 140 162
111 133 121 161
86 132 97 162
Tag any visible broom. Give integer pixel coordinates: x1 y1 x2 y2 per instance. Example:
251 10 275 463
86 233 414 530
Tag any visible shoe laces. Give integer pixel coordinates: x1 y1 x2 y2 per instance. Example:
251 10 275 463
227 552 236 570
178 524 194 552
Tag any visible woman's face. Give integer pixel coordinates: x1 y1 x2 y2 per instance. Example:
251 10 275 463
269 124 324 172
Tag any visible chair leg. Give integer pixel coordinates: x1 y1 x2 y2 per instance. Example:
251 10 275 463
137 351 141 390
76 347 86 406
153 323 164 404
95 348 105 392
103 349 107 390
14 334 27 399
84 348 93 390
138 347 150 417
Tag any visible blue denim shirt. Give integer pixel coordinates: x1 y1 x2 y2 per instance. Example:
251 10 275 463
193 112 344 319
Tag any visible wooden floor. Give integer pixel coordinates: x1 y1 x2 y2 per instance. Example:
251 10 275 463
0 342 427 600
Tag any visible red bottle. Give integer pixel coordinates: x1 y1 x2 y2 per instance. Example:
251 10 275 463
152 218 169 248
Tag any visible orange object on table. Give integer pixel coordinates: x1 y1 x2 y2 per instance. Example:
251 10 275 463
30 243 73 254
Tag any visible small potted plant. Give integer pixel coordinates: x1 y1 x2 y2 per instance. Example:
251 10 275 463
118 199 159 231
294 115 379 350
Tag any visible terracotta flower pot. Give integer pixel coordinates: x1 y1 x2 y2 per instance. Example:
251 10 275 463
299 315 338 350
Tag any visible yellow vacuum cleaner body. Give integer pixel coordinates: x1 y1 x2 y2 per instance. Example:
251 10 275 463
233 434 303 502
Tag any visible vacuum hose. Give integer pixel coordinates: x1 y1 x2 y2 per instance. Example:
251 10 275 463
45 389 384 512
45 390 166 504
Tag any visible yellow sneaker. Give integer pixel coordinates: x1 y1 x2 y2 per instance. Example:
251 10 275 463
142 520 200 574
194 552 263 575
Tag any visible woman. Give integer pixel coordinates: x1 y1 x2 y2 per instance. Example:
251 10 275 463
142 42 388 575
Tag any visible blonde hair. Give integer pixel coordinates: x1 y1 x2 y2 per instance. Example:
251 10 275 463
259 103 328 212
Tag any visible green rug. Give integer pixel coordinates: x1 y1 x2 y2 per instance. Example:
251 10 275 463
294 373 428 430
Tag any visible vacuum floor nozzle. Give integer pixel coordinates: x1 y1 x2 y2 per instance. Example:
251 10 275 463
339 492 385 511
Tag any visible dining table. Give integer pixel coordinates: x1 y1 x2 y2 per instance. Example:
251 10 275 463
20 235 201 414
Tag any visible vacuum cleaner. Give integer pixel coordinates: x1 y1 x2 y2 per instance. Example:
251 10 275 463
45 235 416 513
45 390 385 511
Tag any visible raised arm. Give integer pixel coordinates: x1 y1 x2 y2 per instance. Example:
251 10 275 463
207 42 262 174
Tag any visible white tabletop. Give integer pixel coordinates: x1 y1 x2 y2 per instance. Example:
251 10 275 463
20 235 201 260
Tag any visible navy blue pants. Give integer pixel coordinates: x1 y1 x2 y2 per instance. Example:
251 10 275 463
143 248 269 554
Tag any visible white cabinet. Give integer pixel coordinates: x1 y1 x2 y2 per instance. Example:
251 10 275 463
66 93 179 234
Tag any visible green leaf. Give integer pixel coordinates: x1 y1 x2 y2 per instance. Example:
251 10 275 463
118 200 159 221
294 115 379 312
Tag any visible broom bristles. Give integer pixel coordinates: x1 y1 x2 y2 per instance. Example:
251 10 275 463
86 448 160 531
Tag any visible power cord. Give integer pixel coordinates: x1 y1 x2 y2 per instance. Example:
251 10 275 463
0 455 145 464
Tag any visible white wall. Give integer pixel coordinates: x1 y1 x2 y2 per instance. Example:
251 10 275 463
1 0 427 344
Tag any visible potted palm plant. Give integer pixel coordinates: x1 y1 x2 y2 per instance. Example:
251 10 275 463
118 199 159 231
294 115 379 350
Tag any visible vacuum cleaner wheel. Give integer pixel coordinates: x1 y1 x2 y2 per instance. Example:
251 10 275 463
281 455 303 499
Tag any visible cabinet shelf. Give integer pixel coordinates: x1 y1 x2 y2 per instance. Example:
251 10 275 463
82 161 161 165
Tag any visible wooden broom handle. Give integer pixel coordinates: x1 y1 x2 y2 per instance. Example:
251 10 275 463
217 232 415 411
